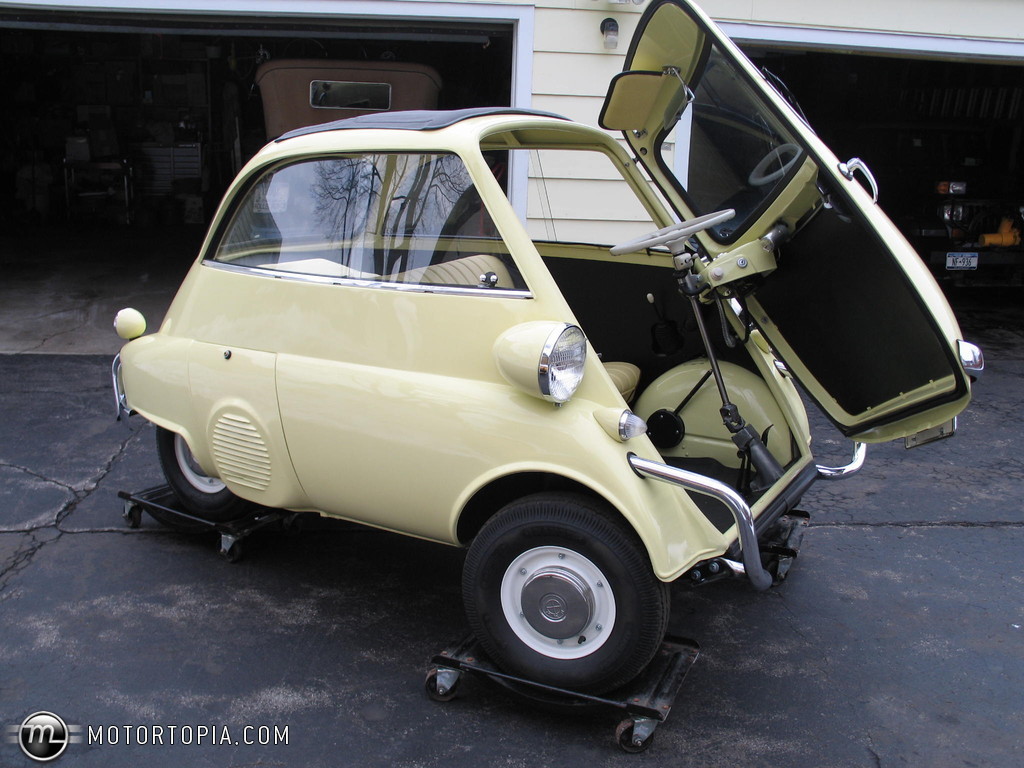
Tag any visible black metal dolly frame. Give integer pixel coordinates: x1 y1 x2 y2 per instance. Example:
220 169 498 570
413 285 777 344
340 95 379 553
425 634 700 753
122 485 701 751
117 484 299 562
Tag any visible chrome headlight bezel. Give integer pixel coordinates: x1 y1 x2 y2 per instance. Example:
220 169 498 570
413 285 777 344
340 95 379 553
538 324 587 403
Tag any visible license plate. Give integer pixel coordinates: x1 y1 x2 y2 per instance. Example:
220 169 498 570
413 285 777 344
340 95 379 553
904 418 957 449
946 252 978 270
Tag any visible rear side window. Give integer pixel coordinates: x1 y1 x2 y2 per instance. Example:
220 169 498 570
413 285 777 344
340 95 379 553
209 153 527 292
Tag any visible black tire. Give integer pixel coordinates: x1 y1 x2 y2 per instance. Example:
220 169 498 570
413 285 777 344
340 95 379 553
462 492 670 695
155 427 248 523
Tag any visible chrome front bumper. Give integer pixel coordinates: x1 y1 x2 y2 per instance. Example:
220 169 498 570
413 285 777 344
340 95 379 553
628 454 775 591
630 442 866 590
111 354 134 421
815 442 866 479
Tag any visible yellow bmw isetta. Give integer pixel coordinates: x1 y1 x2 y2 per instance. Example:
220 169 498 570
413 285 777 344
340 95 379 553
114 0 982 696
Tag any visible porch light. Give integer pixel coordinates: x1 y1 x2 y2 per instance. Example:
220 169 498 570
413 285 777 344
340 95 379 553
601 18 619 50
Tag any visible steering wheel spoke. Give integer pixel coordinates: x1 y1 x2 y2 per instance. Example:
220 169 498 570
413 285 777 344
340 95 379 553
609 209 736 256
748 143 801 187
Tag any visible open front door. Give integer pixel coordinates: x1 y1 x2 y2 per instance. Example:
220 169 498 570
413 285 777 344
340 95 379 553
601 0 974 441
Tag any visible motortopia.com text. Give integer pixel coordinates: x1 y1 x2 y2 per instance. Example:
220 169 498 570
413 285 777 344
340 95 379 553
87 724 289 746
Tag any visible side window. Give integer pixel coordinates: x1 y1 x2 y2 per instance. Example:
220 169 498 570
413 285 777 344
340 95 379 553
209 153 527 292
516 147 662 247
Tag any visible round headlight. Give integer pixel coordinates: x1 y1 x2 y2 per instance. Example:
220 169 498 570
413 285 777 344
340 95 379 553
494 322 588 403
539 325 587 403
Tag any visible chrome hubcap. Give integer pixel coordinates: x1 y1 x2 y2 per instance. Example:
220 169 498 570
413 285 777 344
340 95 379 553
521 567 594 640
500 546 615 659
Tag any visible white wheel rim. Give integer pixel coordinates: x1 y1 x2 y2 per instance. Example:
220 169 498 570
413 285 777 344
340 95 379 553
173 434 226 494
500 546 616 659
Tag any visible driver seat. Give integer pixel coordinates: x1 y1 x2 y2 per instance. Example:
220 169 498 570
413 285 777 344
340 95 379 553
603 361 641 403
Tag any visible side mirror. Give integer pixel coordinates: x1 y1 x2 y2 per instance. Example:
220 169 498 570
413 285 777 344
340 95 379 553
599 69 693 134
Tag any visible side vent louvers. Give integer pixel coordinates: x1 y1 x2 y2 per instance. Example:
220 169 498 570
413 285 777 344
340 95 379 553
211 414 271 491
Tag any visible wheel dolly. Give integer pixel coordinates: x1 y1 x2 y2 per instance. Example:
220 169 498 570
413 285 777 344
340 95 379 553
118 485 300 562
425 634 700 753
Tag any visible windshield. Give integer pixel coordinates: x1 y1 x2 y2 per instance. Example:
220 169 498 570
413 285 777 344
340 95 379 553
666 45 804 242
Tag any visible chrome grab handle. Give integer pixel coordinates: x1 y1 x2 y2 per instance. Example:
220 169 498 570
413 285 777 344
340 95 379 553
628 455 773 591
816 442 866 480
838 157 879 203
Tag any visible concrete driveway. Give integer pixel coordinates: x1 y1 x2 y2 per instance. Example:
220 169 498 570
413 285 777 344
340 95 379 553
1 299 1022 767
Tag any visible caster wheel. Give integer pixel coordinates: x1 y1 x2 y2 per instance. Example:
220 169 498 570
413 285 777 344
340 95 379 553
615 719 654 753
424 668 460 702
123 503 142 529
221 541 243 563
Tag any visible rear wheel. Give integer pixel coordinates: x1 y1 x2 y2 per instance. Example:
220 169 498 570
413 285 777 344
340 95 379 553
462 492 670 695
155 427 248 523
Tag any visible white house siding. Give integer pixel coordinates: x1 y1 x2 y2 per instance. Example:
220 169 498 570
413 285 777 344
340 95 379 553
703 0 1024 47
525 2 656 243
515 0 1024 241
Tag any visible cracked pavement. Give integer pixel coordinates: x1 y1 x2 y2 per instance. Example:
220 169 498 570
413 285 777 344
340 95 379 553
1 296 1022 767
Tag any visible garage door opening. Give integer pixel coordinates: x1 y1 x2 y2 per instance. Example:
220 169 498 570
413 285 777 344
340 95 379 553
744 48 1024 287
3 16 514 230
0 11 516 353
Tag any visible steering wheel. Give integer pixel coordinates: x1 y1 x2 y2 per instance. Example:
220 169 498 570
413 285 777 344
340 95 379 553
609 209 736 256
747 143 801 187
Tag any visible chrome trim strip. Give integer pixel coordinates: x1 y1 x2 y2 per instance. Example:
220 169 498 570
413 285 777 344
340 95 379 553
816 442 866 479
203 260 533 300
628 455 773 591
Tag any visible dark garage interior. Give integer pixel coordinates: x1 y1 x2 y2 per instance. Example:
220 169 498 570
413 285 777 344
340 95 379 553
1 11 513 231
747 48 1024 287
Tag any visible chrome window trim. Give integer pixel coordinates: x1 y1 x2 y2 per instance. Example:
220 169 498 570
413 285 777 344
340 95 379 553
203 260 533 300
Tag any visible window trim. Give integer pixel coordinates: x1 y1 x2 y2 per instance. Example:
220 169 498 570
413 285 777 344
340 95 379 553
203 259 533 299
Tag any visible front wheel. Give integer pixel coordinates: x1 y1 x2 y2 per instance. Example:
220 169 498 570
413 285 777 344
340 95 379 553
462 493 670 695
155 427 248 523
